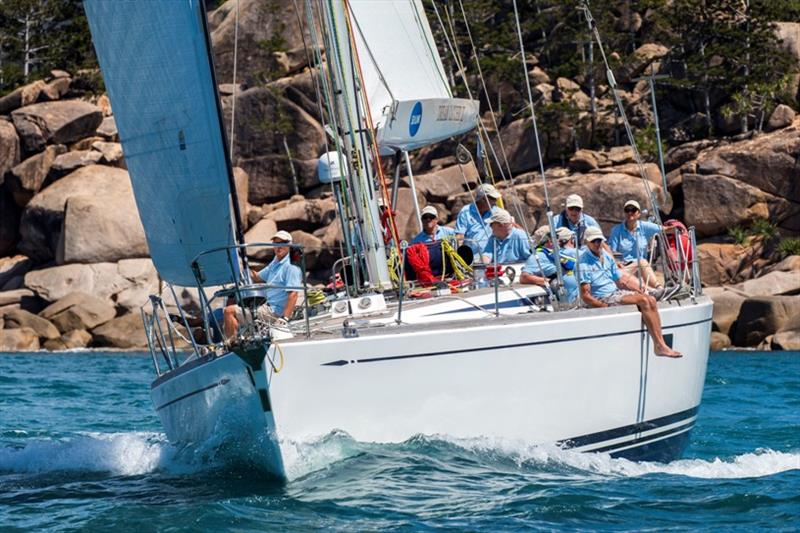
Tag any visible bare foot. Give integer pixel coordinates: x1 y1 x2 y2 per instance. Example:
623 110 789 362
655 345 683 358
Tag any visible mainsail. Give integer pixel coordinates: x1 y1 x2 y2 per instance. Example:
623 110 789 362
83 0 238 287
346 0 480 154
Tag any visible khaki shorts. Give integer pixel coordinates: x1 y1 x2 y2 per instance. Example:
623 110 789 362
599 290 637 306
233 303 274 324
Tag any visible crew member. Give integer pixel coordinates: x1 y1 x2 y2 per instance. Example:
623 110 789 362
455 183 501 256
411 206 456 244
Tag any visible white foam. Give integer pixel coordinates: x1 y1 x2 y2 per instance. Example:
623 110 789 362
0 432 173 476
444 435 800 480
280 431 361 481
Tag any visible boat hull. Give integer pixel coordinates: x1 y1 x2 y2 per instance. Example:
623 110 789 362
151 297 712 477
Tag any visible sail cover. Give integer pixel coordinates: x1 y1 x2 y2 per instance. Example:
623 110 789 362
346 0 479 154
83 0 236 286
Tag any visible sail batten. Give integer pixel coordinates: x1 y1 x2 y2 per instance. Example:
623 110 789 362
84 0 236 287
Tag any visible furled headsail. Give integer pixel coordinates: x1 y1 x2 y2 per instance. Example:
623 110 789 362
345 0 479 155
83 0 237 286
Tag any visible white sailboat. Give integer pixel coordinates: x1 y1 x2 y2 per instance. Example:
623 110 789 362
83 0 712 478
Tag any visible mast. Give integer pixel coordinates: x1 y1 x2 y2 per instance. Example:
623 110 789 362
320 0 392 290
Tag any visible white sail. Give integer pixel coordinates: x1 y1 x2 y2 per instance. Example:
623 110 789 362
83 0 237 287
347 0 480 154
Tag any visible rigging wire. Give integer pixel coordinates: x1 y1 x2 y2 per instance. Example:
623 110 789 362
579 1 663 225
228 0 239 162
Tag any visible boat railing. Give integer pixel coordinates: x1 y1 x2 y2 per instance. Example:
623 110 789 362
191 242 313 339
650 225 702 300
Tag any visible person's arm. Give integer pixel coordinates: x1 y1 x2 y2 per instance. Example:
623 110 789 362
520 272 547 286
250 268 263 283
281 291 299 319
580 282 607 308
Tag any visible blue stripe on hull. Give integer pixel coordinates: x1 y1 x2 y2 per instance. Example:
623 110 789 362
610 429 692 463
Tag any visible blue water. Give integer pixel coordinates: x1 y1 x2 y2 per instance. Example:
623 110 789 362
1 352 798 531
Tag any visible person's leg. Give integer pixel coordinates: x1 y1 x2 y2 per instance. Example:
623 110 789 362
620 293 682 357
223 305 238 338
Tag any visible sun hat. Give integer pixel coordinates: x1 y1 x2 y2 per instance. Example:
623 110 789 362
565 194 584 209
421 205 438 218
272 230 293 243
583 226 606 242
555 227 574 242
533 225 552 246
624 199 641 211
489 208 513 225
476 183 501 200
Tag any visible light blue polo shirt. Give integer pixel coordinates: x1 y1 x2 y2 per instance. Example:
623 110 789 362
553 211 600 243
578 248 621 298
410 225 456 244
455 203 498 254
482 227 532 263
608 221 661 263
257 254 302 315
522 247 579 302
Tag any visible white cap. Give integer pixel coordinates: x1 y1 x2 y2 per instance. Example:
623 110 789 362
556 226 574 242
476 183 501 200
583 226 606 242
421 205 438 217
624 199 641 210
489 208 513 224
533 225 551 246
565 194 584 209
272 230 293 243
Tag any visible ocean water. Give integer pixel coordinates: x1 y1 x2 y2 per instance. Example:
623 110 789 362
0 351 798 532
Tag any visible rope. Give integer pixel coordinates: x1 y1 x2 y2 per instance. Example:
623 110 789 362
268 342 285 373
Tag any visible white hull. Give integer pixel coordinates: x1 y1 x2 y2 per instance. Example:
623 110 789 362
151 297 712 478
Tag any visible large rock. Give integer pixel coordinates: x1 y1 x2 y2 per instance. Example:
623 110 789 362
0 80 46 115
0 328 40 351
209 0 309 84
696 242 764 286
39 292 117 333
18 165 139 262
90 141 124 167
5 144 66 206
410 161 480 204
710 331 732 351
50 149 103 176
43 329 92 351
522 172 672 230
233 166 249 228
0 256 33 289
96 116 118 141
766 104 796 131
0 119 21 178
733 296 800 347
732 270 800 297
224 87 325 203
683 174 785 237
705 286 746 337
244 218 278 260
91 313 148 349
617 43 668 83
60 192 148 264
23 259 157 311
772 314 800 351
264 197 337 232
11 101 103 151
1 308 59 340
290 230 323 271
0 288 35 308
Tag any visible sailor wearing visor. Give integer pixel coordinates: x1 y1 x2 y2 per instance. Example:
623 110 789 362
411 205 455 244
521 225 578 302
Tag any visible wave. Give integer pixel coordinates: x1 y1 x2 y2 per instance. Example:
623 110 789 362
2 431 797 482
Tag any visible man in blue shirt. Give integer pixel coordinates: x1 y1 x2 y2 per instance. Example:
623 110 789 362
579 226 681 357
481 208 532 264
454 183 500 256
521 225 578 303
411 206 456 244
608 199 662 288
223 230 302 338
552 193 600 244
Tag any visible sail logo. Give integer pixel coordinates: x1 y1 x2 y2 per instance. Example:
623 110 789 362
409 101 423 137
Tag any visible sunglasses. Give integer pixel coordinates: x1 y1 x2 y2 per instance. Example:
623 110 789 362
624 207 639 214
421 215 436 221
567 206 582 212
589 238 603 244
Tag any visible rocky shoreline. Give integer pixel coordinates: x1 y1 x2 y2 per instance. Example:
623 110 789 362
1 4 798 353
